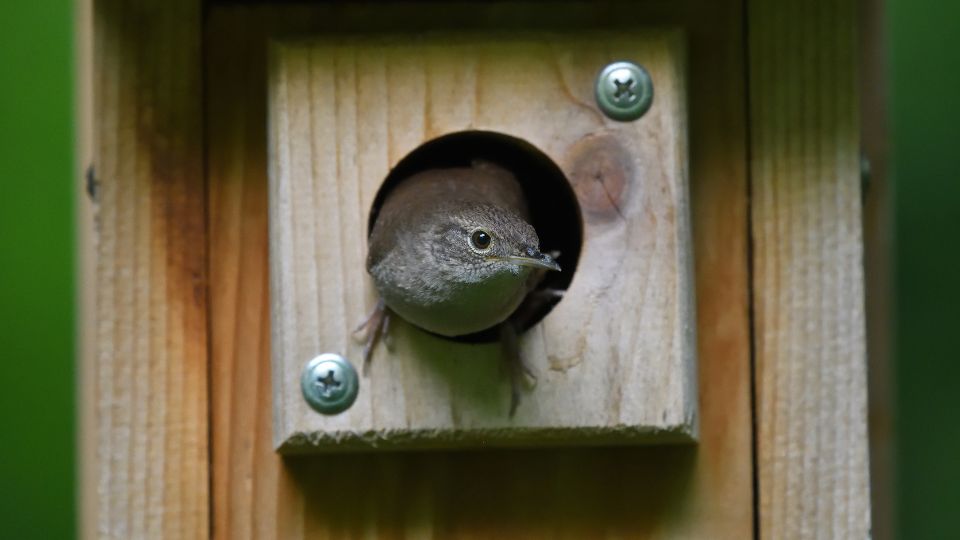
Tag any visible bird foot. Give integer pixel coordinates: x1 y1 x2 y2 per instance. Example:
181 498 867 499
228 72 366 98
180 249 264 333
500 321 536 417
521 364 538 389
531 288 565 301
352 298 390 375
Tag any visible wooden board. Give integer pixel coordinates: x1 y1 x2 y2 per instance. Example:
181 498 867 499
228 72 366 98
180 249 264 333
207 2 752 538
267 32 696 451
80 0 879 537
85 0 209 537
749 0 872 537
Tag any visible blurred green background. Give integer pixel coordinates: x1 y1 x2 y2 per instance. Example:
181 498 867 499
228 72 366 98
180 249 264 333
889 0 960 537
0 0 76 539
0 0 957 538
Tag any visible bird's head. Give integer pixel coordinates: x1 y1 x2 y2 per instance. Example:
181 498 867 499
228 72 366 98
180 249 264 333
430 202 561 285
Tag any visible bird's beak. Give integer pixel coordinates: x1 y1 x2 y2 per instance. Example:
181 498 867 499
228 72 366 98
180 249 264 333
496 250 561 272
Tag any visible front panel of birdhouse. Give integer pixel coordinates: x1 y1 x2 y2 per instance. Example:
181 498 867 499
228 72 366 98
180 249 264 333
268 30 696 452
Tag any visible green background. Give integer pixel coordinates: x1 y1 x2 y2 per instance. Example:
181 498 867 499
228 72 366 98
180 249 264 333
889 0 960 537
0 0 76 539
0 1 956 538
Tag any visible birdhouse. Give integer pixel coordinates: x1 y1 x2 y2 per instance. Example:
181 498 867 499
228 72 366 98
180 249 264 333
267 31 697 451
82 1 875 538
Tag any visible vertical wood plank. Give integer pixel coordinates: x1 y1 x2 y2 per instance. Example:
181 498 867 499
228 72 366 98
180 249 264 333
749 0 871 537
89 0 208 537
208 2 751 538
207 9 289 538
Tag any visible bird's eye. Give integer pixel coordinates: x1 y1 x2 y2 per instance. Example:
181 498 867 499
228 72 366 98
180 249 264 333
470 229 492 251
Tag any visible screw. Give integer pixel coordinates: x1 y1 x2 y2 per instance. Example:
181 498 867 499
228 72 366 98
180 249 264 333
301 353 359 415
595 61 654 121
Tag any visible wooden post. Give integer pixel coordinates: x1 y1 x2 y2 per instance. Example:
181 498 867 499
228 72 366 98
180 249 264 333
749 0 871 536
86 0 208 537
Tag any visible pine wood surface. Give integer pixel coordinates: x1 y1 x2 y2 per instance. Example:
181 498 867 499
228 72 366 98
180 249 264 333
83 1 877 538
87 0 209 537
207 2 751 538
268 31 696 451
749 0 872 537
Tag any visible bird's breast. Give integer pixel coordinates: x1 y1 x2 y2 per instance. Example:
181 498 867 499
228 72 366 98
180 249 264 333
375 265 531 337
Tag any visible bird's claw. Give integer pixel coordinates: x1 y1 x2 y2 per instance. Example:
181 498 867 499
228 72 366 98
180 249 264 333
381 313 394 351
501 321 535 417
521 364 538 389
354 298 389 375
534 288 565 301
353 299 383 336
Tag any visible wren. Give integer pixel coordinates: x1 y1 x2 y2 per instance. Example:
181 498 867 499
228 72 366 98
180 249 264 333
359 160 560 414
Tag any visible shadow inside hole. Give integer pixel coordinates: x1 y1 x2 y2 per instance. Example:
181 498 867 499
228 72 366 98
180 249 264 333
368 131 583 344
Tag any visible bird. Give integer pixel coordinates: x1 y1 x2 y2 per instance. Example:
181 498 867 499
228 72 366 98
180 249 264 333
358 159 561 415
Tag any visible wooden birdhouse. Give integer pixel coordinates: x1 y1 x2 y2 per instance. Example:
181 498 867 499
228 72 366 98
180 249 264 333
268 31 697 451
81 1 876 538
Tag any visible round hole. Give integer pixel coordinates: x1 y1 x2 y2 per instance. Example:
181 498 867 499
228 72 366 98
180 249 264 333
368 131 583 343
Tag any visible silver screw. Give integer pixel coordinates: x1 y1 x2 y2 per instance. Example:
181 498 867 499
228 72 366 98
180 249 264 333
301 353 359 415
595 61 654 121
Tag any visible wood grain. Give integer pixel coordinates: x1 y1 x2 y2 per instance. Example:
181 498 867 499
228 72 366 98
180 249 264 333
88 0 208 537
208 2 751 538
268 32 696 451
749 0 872 537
